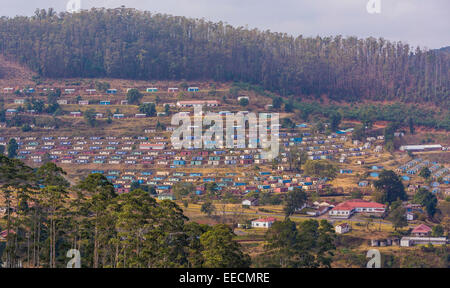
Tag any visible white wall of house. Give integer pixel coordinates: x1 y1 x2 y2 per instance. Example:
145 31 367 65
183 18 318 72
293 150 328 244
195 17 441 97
251 221 273 228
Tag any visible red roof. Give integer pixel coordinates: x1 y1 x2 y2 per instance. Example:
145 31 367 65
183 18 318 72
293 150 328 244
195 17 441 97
331 199 385 211
412 224 432 233
332 202 354 211
253 217 276 223
346 199 386 208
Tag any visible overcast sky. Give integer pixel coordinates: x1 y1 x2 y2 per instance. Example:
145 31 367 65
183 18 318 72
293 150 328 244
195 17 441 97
0 0 448 49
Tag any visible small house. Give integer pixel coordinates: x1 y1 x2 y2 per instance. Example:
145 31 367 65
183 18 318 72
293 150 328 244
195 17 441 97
411 224 432 237
6 109 17 115
70 111 82 117
406 212 415 221
157 194 175 201
359 181 369 187
335 223 350 234
113 114 124 119
251 217 276 229
187 87 199 92
242 198 258 207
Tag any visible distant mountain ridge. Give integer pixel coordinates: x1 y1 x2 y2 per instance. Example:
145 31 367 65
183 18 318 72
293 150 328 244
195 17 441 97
0 8 448 106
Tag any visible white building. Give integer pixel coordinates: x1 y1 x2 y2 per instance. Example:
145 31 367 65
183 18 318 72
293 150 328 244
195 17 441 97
242 198 258 206
251 217 276 229
399 144 442 152
329 200 386 219
400 237 447 247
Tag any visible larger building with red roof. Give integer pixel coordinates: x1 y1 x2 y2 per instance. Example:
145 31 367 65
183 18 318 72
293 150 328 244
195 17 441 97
329 199 386 218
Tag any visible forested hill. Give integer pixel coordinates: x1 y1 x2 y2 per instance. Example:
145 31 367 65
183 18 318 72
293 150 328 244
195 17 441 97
0 8 448 105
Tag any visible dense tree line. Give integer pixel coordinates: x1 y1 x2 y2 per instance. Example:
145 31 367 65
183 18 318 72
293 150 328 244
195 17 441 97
0 155 339 268
0 8 448 106
254 218 336 268
0 156 250 268
231 82 450 130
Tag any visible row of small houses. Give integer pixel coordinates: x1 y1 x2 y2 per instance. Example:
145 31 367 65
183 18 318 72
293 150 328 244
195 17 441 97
61 99 219 107
13 151 269 166
2 128 361 161
8 98 216 107
1 132 354 158
1 123 374 165
396 158 449 183
5 142 374 169
84 169 329 194
2 87 201 95
68 111 168 119
4 99 221 118
397 158 423 171
1 132 346 144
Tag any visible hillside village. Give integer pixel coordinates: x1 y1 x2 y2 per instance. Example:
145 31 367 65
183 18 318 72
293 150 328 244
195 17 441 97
0 78 449 267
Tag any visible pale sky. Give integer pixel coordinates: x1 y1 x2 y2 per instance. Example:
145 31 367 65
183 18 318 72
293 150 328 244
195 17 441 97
0 0 449 49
